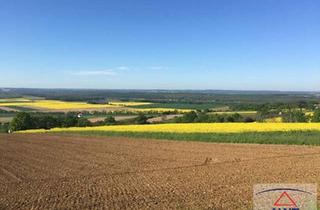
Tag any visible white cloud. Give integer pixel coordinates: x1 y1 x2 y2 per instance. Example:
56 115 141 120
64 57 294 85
69 65 169 77
71 70 116 76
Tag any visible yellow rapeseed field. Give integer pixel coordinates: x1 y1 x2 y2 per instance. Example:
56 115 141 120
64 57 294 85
18 123 320 134
0 100 118 110
264 117 282 123
0 98 192 112
305 112 314 117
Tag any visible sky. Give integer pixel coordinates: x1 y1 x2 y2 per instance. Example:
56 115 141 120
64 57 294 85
0 0 319 91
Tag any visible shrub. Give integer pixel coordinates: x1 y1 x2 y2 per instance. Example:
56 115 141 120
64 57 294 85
244 117 255 123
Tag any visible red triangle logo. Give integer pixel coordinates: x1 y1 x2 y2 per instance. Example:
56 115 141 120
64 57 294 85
273 191 297 207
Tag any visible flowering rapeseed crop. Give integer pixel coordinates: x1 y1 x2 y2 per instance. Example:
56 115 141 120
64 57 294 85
0 98 191 112
0 100 118 110
18 123 320 134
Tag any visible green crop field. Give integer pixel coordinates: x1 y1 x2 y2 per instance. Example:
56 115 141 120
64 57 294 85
131 103 220 110
38 130 320 146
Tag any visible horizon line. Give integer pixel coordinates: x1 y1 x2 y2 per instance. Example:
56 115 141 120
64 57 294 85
1 87 319 93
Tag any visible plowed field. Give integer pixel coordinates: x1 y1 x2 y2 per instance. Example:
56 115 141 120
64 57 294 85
1 134 320 209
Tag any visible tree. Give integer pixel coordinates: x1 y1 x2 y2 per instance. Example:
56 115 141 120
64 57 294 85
10 112 34 131
61 113 78 127
104 116 116 125
226 115 235 122
195 112 209 122
77 118 92 127
35 115 58 129
256 109 269 122
135 114 148 124
244 117 255 122
282 110 307 122
297 100 308 111
230 113 243 122
181 111 197 123
312 110 320 122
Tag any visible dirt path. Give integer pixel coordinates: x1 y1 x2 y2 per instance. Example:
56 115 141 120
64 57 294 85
1 134 320 209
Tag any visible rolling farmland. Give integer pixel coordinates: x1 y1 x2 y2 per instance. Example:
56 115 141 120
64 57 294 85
0 98 193 113
0 99 124 110
2 0 320 208
2 133 320 209
1 93 320 209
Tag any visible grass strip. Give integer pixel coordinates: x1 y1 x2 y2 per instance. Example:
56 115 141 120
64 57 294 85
51 130 320 145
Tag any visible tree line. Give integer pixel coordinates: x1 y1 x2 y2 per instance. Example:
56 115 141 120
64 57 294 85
5 112 149 132
257 109 320 122
1 109 320 133
174 111 254 123
174 109 320 123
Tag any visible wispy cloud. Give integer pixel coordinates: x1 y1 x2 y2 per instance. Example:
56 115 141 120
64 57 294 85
115 66 130 70
69 65 168 77
71 69 116 76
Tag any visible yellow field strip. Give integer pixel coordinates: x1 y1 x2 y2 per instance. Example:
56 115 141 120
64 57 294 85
0 99 192 112
0 100 118 109
18 123 320 134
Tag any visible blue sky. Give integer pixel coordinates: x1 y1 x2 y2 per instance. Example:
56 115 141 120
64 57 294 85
0 0 319 90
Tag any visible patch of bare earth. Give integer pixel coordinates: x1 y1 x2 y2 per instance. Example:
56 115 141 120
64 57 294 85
0 107 18 112
1 134 320 209
147 114 182 123
88 115 137 123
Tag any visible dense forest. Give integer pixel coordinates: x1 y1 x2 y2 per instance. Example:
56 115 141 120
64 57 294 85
1 88 319 105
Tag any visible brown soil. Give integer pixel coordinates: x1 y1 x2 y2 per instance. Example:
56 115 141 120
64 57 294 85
147 114 182 123
88 115 137 123
0 107 18 112
1 134 320 209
